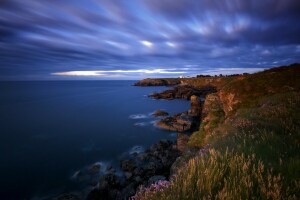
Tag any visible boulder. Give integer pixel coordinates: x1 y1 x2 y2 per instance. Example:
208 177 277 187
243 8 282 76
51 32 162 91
152 109 169 117
155 113 195 132
120 159 136 172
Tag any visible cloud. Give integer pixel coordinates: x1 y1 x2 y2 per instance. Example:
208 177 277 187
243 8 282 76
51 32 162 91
0 0 300 80
52 69 187 76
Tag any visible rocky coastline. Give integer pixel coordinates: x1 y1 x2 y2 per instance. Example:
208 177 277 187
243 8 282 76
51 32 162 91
86 140 180 200
56 82 212 200
85 83 214 200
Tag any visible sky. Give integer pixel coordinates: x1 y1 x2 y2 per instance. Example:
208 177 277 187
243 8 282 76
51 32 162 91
0 0 300 80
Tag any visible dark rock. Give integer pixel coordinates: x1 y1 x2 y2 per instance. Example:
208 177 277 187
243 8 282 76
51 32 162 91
87 140 180 200
106 164 113 171
88 163 101 174
119 183 136 199
99 173 120 189
124 172 133 180
137 153 149 161
152 109 169 117
155 112 195 132
133 176 143 184
133 167 144 176
120 159 136 171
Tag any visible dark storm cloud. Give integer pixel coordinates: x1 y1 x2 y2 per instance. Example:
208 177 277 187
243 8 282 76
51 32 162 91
0 0 299 80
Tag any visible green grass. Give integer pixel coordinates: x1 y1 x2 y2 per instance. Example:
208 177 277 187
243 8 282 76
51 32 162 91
135 64 300 199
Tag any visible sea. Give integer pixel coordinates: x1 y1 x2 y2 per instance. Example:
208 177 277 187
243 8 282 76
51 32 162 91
0 81 189 199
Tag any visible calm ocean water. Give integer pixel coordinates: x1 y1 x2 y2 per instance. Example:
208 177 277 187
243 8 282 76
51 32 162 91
0 81 189 199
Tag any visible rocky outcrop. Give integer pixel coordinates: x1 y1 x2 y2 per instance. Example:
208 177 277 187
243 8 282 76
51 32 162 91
150 85 215 100
152 109 169 117
155 95 202 132
134 78 180 86
155 112 195 132
86 140 180 200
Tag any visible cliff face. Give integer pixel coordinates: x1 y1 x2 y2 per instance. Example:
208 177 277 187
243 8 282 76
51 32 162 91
188 93 225 148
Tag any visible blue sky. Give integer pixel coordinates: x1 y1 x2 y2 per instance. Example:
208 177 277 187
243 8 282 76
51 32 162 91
0 0 300 80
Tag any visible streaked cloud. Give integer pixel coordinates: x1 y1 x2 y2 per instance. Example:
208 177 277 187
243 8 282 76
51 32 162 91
52 69 187 76
0 0 299 80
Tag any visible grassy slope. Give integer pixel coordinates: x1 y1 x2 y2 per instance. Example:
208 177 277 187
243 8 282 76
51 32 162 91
135 64 300 199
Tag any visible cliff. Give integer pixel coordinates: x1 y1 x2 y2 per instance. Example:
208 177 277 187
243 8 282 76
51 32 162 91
133 63 300 199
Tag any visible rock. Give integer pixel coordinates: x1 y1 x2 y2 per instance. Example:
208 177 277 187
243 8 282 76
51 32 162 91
120 159 136 171
99 173 120 188
106 164 113 171
137 153 149 161
124 172 133 180
87 140 180 200
119 183 136 199
155 113 195 132
188 95 201 117
133 176 143 184
133 167 144 176
152 109 169 117
88 163 101 174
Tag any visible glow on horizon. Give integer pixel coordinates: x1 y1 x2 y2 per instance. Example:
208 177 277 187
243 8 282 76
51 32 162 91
51 67 265 77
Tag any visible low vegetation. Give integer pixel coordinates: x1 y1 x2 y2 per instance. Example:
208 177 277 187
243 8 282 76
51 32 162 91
134 64 300 199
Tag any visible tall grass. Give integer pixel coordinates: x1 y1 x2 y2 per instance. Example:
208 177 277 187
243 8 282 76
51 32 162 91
134 149 298 200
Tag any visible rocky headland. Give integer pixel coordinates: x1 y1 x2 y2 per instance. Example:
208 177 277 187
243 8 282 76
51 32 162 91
92 64 300 199
133 78 180 86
